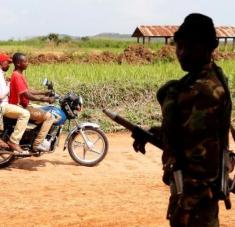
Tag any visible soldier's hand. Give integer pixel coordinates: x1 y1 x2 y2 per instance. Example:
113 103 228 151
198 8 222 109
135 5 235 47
131 128 147 154
132 138 147 154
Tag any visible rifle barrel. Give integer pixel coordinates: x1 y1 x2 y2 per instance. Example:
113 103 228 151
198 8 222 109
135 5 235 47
103 109 163 149
103 109 135 131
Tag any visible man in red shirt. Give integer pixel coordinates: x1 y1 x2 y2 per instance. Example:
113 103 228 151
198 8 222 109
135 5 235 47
9 53 55 151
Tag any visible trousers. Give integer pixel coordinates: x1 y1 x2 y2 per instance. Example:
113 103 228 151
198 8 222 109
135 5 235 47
26 106 54 148
0 103 30 144
168 182 219 227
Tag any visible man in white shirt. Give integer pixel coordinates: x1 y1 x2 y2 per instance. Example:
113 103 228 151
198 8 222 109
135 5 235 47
0 53 30 153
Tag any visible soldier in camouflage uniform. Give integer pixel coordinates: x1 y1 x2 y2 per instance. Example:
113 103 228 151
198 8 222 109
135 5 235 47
160 14 232 227
134 13 232 227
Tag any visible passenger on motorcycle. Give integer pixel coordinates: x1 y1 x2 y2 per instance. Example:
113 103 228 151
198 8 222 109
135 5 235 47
9 53 55 152
0 53 30 154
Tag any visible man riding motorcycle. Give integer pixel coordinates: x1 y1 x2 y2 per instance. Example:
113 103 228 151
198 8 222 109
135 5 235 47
0 53 30 154
9 53 55 152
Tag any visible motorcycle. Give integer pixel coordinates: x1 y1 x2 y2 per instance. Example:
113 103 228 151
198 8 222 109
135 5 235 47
0 79 109 167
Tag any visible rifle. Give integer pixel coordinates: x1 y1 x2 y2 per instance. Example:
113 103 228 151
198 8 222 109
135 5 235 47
219 149 235 209
219 150 232 209
103 109 183 194
103 109 163 151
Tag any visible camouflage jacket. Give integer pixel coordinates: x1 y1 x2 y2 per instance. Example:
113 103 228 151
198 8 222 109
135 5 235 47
157 63 232 184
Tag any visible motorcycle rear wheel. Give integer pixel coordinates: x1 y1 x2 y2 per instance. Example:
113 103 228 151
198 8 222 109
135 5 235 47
0 150 14 168
68 127 108 167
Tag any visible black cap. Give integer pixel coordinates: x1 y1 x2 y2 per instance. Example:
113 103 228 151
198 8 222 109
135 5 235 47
174 13 218 51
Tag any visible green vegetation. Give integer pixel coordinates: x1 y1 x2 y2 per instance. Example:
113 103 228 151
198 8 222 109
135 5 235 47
20 62 181 131
0 36 163 55
24 62 182 87
5 59 235 132
1 38 235 132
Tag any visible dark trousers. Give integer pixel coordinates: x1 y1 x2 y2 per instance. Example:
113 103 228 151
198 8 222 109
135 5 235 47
168 183 219 227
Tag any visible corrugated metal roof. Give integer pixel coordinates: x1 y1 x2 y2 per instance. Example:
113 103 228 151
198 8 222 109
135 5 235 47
216 26 235 38
132 26 235 38
132 26 178 37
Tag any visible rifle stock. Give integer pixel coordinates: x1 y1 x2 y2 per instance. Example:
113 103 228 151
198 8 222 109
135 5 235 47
103 109 163 149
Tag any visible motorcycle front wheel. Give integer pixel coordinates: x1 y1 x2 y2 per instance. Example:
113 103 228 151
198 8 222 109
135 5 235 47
0 149 14 168
68 127 108 167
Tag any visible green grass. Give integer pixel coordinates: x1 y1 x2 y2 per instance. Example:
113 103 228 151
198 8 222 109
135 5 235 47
5 61 182 131
0 38 164 56
5 59 235 131
1 37 234 131
24 62 182 87
1 38 235 131
21 59 235 90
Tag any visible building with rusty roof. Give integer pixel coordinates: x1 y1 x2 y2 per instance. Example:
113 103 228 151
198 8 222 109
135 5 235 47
132 25 235 49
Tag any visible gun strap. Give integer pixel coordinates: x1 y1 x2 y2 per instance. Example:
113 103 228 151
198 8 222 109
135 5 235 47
231 125 235 142
213 63 232 149
213 64 233 207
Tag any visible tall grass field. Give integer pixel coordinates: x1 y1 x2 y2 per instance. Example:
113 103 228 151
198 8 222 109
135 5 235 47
4 60 235 132
2 38 235 131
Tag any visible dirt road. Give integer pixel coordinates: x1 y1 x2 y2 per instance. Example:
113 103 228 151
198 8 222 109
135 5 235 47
1 133 235 227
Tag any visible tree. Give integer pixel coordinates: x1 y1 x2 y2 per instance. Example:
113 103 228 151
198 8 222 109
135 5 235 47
81 36 90 42
47 33 60 45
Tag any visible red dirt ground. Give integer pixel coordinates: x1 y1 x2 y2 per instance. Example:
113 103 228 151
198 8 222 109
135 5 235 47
0 132 235 227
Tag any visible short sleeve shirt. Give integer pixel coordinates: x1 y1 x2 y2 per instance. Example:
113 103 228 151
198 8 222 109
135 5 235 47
9 71 29 108
0 69 9 104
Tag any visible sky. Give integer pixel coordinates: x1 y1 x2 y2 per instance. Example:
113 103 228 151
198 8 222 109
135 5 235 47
0 0 234 40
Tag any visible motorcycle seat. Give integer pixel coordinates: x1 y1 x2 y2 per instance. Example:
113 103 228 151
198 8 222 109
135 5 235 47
3 117 41 126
